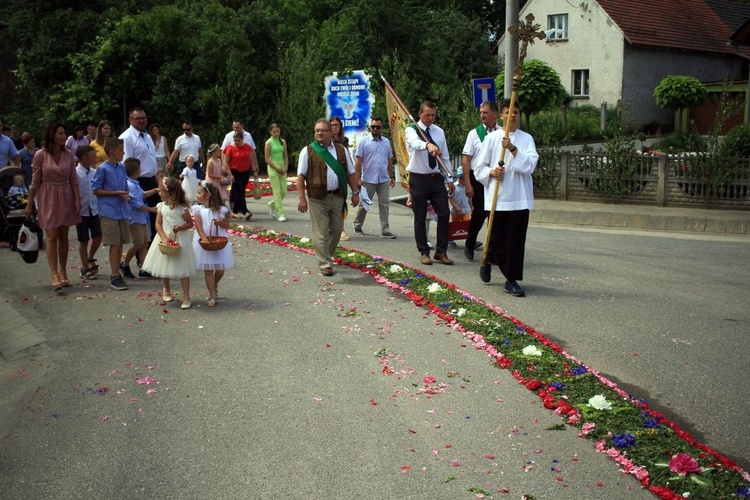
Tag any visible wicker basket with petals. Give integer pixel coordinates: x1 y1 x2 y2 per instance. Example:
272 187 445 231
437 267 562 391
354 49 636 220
198 220 228 251
159 241 181 255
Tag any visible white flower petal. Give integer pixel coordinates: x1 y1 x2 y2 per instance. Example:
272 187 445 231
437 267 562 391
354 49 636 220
522 345 543 356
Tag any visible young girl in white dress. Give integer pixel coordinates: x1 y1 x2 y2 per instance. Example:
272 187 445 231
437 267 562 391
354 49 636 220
141 177 195 309
180 154 199 205
193 181 233 307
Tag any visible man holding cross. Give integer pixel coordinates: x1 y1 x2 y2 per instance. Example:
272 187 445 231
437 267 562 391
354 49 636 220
474 99 538 297
297 118 360 277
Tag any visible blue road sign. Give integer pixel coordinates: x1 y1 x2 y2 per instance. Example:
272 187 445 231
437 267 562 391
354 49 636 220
472 78 496 108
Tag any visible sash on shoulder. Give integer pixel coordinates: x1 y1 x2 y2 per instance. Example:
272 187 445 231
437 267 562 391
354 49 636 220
475 124 488 143
309 141 348 213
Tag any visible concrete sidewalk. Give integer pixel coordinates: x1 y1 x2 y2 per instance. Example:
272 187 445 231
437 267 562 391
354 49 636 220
0 296 46 358
531 198 750 235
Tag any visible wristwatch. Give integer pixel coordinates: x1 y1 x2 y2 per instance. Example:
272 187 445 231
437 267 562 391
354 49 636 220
352 190 360 195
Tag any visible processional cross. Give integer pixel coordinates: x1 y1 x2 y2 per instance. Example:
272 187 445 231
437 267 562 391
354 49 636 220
480 14 546 267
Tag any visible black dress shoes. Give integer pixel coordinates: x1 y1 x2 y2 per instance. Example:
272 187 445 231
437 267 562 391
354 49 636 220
479 264 491 283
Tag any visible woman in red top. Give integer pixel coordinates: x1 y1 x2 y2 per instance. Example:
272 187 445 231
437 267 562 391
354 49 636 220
222 131 256 220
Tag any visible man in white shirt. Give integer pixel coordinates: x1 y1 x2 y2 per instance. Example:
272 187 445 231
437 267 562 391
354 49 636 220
473 100 539 297
119 107 159 236
221 119 258 173
405 101 454 266
352 117 396 238
462 101 501 260
169 121 205 179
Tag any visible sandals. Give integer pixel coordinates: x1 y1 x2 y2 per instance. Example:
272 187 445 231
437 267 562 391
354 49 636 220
245 212 253 220
59 273 71 287
52 275 63 291
80 267 98 280
81 264 98 279
207 298 216 307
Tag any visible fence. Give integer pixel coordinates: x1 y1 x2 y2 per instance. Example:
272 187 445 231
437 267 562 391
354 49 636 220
530 152 750 209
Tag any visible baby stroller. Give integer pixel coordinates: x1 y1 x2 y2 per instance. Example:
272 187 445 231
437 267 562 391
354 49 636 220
0 166 31 251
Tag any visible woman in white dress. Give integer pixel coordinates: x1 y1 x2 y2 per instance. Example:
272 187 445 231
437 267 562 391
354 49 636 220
149 123 171 182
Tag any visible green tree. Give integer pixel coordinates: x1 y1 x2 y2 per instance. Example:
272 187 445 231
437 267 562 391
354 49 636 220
496 59 566 132
51 2 278 143
653 75 708 136
1 0 502 161
274 42 328 163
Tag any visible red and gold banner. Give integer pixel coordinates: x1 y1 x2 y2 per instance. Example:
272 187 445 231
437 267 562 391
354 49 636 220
385 84 412 189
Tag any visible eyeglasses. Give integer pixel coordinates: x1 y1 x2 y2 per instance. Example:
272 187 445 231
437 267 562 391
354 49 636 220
370 125 382 129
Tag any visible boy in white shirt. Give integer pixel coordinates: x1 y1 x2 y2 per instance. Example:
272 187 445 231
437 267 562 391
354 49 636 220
75 145 102 279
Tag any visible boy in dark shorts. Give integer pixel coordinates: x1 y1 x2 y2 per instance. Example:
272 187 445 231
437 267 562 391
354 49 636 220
75 145 102 279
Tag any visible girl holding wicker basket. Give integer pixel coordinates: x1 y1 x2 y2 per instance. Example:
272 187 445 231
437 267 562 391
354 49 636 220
141 177 195 309
193 181 234 307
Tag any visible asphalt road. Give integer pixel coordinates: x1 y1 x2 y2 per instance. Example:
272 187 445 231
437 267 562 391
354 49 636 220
0 188 747 499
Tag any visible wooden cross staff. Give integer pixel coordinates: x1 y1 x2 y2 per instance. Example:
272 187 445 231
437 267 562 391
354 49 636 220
480 14 546 267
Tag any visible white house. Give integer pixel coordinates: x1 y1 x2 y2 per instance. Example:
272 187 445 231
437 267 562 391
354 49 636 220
496 0 750 129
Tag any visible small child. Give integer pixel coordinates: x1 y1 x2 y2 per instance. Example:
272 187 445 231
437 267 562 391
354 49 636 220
205 144 231 211
7 173 28 197
92 138 131 291
75 145 102 279
193 181 234 307
448 167 471 247
180 154 199 205
121 158 159 279
141 177 195 309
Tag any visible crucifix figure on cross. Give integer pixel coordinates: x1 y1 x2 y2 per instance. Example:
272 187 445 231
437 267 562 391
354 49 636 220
507 14 547 91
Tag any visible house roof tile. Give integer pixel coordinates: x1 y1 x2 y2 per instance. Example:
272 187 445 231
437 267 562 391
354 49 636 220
597 0 750 55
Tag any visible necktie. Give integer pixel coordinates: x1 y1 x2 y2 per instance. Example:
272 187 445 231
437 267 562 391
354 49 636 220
424 127 437 169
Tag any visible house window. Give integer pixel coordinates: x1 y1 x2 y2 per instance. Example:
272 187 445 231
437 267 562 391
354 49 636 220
572 69 589 97
547 14 568 40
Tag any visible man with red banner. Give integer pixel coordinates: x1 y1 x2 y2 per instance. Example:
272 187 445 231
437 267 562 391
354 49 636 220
404 101 455 266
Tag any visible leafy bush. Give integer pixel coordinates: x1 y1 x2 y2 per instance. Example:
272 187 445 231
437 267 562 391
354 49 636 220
653 76 708 135
719 124 750 159
496 59 566 130
529 105 604 144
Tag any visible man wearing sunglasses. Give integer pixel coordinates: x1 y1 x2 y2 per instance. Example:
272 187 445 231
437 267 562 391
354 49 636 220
169 121 205 179
352 118 396 238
